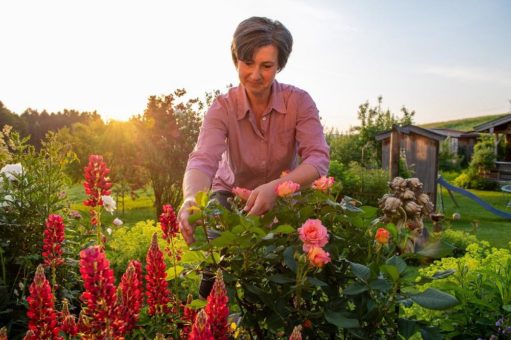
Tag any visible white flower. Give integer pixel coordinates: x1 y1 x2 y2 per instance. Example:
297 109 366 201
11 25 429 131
101 195 116 214
0 163 24 181
113 218 123 226
106 227 112 235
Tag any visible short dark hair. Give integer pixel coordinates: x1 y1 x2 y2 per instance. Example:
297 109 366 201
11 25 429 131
231 17 293 72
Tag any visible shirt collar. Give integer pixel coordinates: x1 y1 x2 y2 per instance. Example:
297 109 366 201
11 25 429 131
237 80 287 120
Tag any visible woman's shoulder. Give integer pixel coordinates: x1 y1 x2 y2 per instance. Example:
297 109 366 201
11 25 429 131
275 81 311 99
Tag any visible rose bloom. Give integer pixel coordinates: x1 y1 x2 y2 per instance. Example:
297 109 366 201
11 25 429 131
232 187 251 201
275 180 300 197
298 219 329 252
375 228 390 245
312 176 335 192
307 247 331 268
101 195 116 214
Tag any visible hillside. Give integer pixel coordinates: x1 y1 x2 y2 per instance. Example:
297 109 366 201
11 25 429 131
419 113 509 132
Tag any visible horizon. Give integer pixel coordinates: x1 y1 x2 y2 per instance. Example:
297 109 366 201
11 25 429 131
1 0 510 131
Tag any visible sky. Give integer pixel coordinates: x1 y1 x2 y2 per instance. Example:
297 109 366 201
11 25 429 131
1 0 510 131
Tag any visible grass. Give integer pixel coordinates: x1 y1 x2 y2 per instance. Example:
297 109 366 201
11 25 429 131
420 113 508 131
434 184 511 248
67 183 157 226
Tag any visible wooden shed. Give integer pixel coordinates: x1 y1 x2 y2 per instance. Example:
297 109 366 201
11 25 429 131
376 125 446 207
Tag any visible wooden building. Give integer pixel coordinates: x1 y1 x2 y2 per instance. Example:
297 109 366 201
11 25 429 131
376 125 445 207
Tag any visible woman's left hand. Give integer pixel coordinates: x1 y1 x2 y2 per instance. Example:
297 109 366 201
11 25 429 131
244 182 277 216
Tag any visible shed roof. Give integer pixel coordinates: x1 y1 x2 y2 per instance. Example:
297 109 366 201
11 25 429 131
375 125 446 142
474 114 511 132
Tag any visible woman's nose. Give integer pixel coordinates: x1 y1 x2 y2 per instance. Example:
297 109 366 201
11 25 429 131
249 67 262 81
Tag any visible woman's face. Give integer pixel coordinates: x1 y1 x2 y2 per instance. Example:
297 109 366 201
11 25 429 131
237 44 279 99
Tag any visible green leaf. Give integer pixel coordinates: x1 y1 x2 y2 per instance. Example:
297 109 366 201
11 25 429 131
350 262 371 282
188 212 202 225
397 318 418 339
232 225 244 235
503 305 511 312
283 246 297 272
411 288 459 310
210 231 237 247
269 274 296 284
380 264 400 282
386 255 407 274
165 265 184 280
188 299 207 309
325 310 360 329
416 240 455 259
272 224 295 234
369 278 392 292
262 232 274 240
343 282 368 295
195 191 209 208
419 326 443 340
307 277 328 287
432 269 455 280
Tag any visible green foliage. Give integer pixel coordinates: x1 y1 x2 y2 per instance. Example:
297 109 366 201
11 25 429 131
470 134 496 176
133 89 214 217
404 242 511 338
189 184 457 338
453 172 471 188
0 128 75 334
439 138 463 171
337 162 388 206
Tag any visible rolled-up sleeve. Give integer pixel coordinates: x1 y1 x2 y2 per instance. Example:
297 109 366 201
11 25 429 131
185 99 228 179
295 93 330 176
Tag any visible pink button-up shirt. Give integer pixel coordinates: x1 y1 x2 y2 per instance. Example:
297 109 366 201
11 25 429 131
186 81 330 192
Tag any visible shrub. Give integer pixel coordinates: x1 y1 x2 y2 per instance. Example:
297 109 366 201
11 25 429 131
404 242 511 338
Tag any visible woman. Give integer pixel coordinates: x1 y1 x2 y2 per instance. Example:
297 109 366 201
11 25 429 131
178 16 329 245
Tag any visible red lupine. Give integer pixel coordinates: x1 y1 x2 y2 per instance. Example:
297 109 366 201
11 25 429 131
42 214 65 268
145 233 171 316
205 269 229 340
60 298 78 336
159 204 182 260
79 246 118 337
83 155 112 207
189 309 214 340
116 260 143 333
25 264 61 339
181 293 198 339
160 204 179 239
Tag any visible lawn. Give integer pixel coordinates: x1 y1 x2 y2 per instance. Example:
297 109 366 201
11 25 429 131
434 185 511 248
67 183 157 226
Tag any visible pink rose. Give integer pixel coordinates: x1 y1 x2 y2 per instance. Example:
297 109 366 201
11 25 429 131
307 247 331 268
232 187 252 201
275 180 300 197
312 176 335 192
298 219 329 252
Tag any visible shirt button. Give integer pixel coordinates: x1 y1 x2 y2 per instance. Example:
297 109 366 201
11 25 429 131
262 117 267 121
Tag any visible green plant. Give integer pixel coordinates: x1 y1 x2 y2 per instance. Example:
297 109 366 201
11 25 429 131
404 242 511 338
188 181 458 338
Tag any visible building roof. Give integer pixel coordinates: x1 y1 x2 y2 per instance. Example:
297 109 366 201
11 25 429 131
474 114 511 132
375 124 446 142
429 128 479 138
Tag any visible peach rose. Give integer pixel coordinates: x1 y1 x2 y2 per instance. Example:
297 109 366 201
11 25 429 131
312 176 335 192
307 246 331 268
275 180 300 197
232 187 251 201
298 219 329 252
375 227 390 245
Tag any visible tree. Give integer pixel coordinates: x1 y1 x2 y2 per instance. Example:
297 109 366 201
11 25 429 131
352 96 415 168
134 89 214 217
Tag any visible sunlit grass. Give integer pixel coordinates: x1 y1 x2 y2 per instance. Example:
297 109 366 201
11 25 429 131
434 186 511 248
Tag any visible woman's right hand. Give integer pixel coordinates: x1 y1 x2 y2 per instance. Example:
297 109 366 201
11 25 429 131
178 198 197 245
